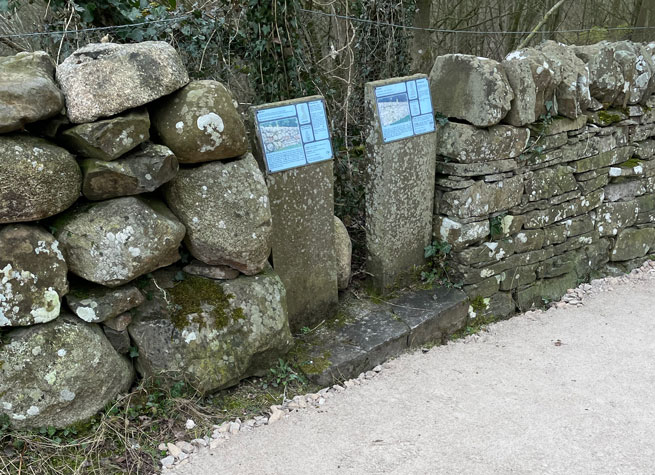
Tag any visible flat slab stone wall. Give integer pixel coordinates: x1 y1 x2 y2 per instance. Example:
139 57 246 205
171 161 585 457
249 97 338 331
429 41 655 319
364 74 437 292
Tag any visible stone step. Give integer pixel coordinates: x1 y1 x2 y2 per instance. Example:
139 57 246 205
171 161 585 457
299 286 468 386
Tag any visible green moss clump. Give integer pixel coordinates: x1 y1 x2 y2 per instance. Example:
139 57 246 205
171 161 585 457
597 110 623 125
618 158 642 168
469 295 488 313
167 276 244 331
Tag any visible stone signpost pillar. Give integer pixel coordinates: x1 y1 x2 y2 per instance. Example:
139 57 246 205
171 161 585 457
364 74 437 292
249 96 338 330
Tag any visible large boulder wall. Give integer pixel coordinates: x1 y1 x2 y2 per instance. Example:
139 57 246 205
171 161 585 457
0 51 64 133
56 41 189 123
150 80 248 163
0 135 81 224
164 153 272 275
0 314 134 429
53 197 186 287
0 225 68 327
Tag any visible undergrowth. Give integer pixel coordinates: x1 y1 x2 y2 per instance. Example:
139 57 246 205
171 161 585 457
0 359 317 474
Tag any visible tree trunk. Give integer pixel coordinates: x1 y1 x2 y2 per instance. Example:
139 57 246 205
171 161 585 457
410 0 434 73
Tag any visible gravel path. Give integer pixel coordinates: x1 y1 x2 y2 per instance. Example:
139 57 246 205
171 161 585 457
171 263 655 475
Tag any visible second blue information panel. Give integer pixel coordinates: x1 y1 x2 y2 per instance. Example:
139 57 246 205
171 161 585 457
375 78 435 144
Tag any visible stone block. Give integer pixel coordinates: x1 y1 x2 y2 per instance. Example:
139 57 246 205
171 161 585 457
429 54 513 127
596 201 639 237
610 227 655 261
249 96 339 328
434 121 529 162
524 166 577 201
441 175 524 219
432 216 489 249
363 76 437 292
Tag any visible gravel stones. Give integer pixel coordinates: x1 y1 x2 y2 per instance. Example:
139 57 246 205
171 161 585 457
54 197 185 287
0 51 64 133
0 135 81 224
57 42 189 123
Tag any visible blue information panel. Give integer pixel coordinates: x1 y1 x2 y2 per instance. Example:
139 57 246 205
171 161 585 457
374 78 435 143
256 99 334 173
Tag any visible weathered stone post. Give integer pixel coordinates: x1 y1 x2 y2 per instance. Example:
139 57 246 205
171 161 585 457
249 96 338 330
364 74 437 292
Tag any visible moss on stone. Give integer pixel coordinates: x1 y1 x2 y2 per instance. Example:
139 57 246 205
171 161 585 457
618 158 642 168
287 340 332 376
597 110 623 125
167 276 244 331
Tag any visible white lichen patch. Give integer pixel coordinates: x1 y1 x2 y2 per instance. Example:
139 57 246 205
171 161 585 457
197 112 225 152
60 389 76 402
30 289 60 323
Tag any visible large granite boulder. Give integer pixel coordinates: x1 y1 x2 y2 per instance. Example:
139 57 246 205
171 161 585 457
128 266 293 394
150 80 248 163
0 314 134 429
0 135 81 224
502 48 557 126
164 153 272 275
0 225 68 327
0 51 64 133
54 197 185 287
535 41 591 118
56 42 189 123
81 143 178 200
334 216 352 290
58 108 150 160
435 121 530 162
429 54 513 127
66 281 144 323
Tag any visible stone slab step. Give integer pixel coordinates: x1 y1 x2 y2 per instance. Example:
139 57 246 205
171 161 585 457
300 286 468 386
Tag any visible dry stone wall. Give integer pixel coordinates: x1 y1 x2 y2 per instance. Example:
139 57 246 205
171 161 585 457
430 40 655 319
0 41 354 429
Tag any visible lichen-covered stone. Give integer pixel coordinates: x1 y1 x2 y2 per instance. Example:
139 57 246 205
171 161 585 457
128 266 293 394
595 201 639 237
0 51 64 133
151 80 247 163
435 122 529 162
525 166 577 201
440 175 524 219
502 48 557 126
523 189 604 228
432 216 490 250
574 42 624 105
0 135 81 224
66 282 144 323
182 260 240 280
58 108 150 160
56 42 189 123
453 239 516 267
573 146 633 173
0 314 134 429
511 229 545 253
334 216 352 290
54 197 185 287
81 143 178 200
164 153 272 275
515 272 578 311
610 227 655 261
535 41 591 118
429 54 513 127
0 225 68 327
437 159 519 177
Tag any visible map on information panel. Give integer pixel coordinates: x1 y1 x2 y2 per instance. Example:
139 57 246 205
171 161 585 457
256 99 334 173
375 78 435 143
